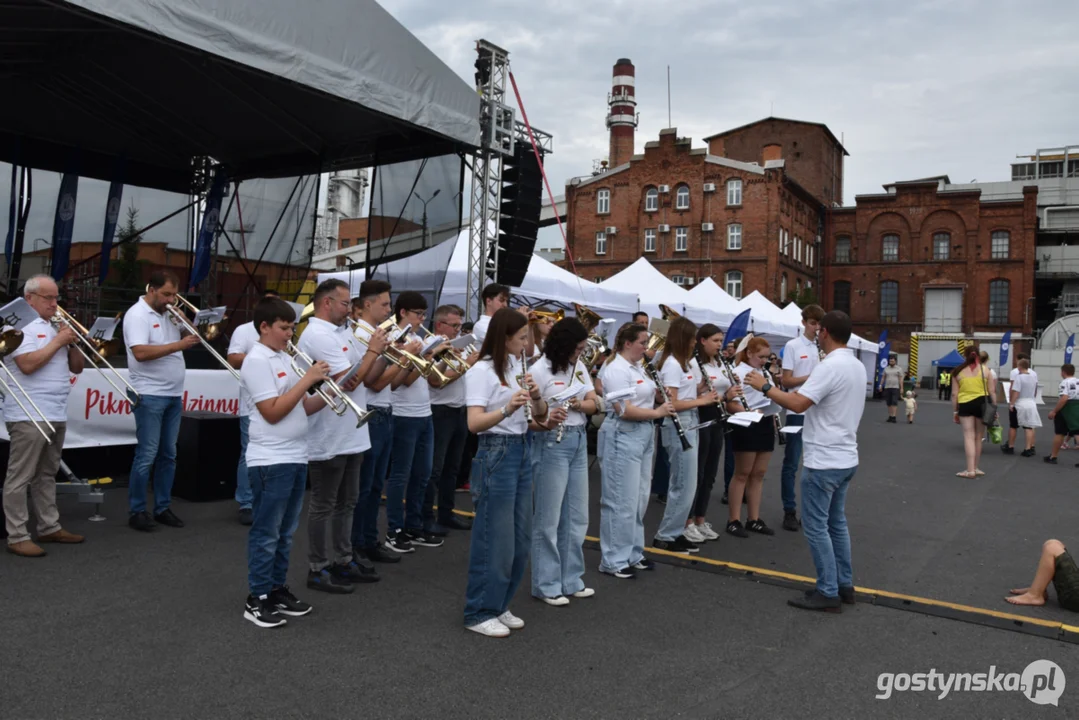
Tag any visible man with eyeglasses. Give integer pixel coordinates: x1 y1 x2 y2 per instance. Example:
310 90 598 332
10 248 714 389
3 275 85 557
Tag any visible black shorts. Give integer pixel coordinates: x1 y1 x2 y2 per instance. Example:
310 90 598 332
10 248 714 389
1053 551 1079 613
1053 413 1078 437
730 416 776 453
883 388 900 407
957 397 985 418
1009 406 1019 430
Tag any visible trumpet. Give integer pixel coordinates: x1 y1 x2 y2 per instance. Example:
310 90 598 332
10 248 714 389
347 317 413 370
284 342 371 428
529 308 564 325
0 329 57 444
164 294 240 381
53 307 140 408
401 324 452 386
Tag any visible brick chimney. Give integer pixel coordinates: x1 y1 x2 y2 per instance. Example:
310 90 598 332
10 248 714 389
606 58 637 168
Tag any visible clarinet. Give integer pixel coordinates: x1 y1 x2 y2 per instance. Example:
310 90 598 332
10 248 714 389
696 350 730 422
815 337 826 362
642 357 692 451
718 354 751 412
764 361 786 445
518 352 533 423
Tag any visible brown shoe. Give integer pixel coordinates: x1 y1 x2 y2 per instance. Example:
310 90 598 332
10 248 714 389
6 540 47 557
37 529 85 544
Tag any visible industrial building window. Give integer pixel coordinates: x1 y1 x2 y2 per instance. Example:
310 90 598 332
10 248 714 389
880 281 898 322
835 237 851 263
727 179 742 206
780 273 788 300
676 185 690 210
675 227 688 252
1039 161 1064 179
727 224 742 250
795 236 802 263
595 231 607 255
726 270 743 299
833 281 851 314
991 231 1010 259
933 232 951 260
645 187 659 212
644 228 656 253
989 280 1009 325
882 234 899 262
597 189 610 215
807 246 814 268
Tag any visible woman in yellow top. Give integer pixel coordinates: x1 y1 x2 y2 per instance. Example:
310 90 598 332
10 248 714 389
951 349 997 478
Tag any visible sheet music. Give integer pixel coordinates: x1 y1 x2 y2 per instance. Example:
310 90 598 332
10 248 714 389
421 335 446 355
729 411 764 425
0 298 37 331
551 383 588 403
87 317 121 343
779 425 803 434
193 306 226 326
604 387 636 403
449 333 475 350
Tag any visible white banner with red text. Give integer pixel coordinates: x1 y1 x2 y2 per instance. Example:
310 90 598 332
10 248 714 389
0 369 240 448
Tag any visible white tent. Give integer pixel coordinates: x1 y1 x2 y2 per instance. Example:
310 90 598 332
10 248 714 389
782 301 879 396
736 290 800 339
687 278 741 324
599 258 731 327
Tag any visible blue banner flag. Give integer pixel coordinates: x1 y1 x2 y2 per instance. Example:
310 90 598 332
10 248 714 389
725 308 752 347
874 331 889 389
98 181 124 286
49 172 79 281
999 330 1012 368
877 342 892 392
1066 335 1075 365
189 170 228 290
5 163 15 265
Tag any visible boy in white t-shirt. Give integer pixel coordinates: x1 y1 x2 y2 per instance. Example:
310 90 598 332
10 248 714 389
240 298 330 629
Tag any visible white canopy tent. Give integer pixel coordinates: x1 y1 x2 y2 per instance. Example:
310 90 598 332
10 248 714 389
687 278 741 326
735 290 801 340
781 301 879 397
599 258 732 328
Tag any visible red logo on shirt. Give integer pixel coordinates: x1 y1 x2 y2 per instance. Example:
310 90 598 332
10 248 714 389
553 381 565 385
277 371 287 378
799 355 808 360
343 347 349 352
37 334 46 339
636 379 644 385
152 324 160 329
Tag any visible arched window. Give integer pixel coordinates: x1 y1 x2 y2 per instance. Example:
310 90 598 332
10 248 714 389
882 234 899 262
833 281 851 314
675 185 690 210
991 230 1010 259
727 223 742 250
725 270 743 299
989 279 1009 325
796 278 803 293
835 236 851 263
727 179 743 206
933 232 950 260
644 187 659 213
880 281 899 322
597 188 610 215
780 273 788 300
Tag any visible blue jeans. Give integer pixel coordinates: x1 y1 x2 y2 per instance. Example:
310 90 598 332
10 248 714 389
599 417 655 573
656 411 699 541
128 394 183 515
531 425 589 598
385 414 433 533
235 415 252 510
353 407 393 549
780 414 804 513
801 465 857 597
246 463 307 596
464 434 532 626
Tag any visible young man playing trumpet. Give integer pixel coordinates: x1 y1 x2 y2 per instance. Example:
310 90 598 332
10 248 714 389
3 275 85 557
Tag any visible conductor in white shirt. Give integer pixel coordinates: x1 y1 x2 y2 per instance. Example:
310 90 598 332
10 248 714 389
123 270 200 532
745 311 867 613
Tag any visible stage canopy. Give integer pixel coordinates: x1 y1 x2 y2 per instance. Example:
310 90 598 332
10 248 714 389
2 0 481 193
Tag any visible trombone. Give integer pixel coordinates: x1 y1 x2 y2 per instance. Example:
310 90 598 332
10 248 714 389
284 342 372 428
529 308 564 325
0 329 58 444
347 317 413 370
164 293 240 381
53 307 141 408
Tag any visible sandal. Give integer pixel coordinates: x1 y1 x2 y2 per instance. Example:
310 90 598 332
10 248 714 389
955 471 976 478
974 469 985 476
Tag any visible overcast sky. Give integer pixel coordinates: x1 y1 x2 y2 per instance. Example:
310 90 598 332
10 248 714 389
382 0 1079 247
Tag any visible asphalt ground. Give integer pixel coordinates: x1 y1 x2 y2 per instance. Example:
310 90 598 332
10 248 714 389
3 397 1079 718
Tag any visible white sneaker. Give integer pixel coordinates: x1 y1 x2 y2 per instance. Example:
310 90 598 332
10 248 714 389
540 595 570 607
697 522 720 541
467 618 510 638
572 588 595 599
498 610 525 629
683 524 706 544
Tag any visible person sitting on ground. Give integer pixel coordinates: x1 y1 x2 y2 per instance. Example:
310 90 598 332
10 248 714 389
1006 539 1079 611
1008 358 1041 457
1045 364 1079 465
903 391 917 424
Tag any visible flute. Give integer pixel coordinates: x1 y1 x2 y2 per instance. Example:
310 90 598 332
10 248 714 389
518 351 533 423
554 398 573 442
642 356 692 451
696 350 730 422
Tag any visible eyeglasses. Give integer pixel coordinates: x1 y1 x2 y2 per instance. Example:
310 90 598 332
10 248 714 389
440 321 462 330
31 293 59 302
406 310 427 319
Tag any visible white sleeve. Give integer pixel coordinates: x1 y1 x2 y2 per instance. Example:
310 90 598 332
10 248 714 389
241 355 282 405
298 329 351 374
123 311 150 347
658 357 682 390
797 363 833 406
227 324 256 356
11 326 46 358
529 360 553 397
465 363 496 408
781 339 797 372
603 363 631 394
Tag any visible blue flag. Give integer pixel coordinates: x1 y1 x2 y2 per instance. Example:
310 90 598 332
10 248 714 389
877 342 892 391
874 331 888 389
50 172 79 281
999 330 1012 368
98 181 124 286
189 170 228 290
725 308 752 347
1066 334 1075 365
4 163 15 265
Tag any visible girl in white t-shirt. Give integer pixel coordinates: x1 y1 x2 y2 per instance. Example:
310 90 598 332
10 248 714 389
726 336 778 538
692 324 735 541
462 308 557 638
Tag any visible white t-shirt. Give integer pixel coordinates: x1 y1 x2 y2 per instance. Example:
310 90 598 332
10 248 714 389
240 342 310 467
531 356 591 427
3 317 73 422
798 348 867 470
430 367 466 407
658 355 699 402
123 297 185 397
602 354 656 411
1012 371 1038 401
352 318 393 408
227 321 259 357
465 355 527 435
1060 377 1079 401
472 314 492 344
733 362 777 415
782 334 821 417
297 317 371 460
700 360 732 397
391 332 432 418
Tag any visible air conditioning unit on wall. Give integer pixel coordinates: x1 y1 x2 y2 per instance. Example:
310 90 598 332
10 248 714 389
605 226 617 235
701 222 714 232
658 185 670 193
703 183 716 192
658 224 671 232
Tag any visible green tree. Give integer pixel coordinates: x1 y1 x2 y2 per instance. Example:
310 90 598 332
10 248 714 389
106 205 148 290
786 286 819 308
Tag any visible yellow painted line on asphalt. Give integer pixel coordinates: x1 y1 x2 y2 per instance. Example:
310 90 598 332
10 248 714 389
450 507 1073 634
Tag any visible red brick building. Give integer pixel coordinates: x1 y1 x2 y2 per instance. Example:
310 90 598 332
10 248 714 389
822 177 1039 351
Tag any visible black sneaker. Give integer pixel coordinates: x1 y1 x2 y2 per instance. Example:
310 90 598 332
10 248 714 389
782 511 800 532
720 492 729 505
154 509 185 528
384 529 415 553
306 569 355 594
1001 445 1015 455
128 511 157 532
1021 448 1036 457
631 558 657 571
788 590 842 613
1044 456 1058 465
269 586 313 617
441 515 473 531
244 594 287 628
424 522 449 537
601 566 636 579
331 560 380 584
359 544 401 564
652 537 693 555
238 508 253 526
405 529 444 548
746 518 775 536
837 586 856 605
726 520 749 538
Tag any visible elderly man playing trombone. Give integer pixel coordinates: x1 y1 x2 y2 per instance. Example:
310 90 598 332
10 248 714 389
3 275 85 557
